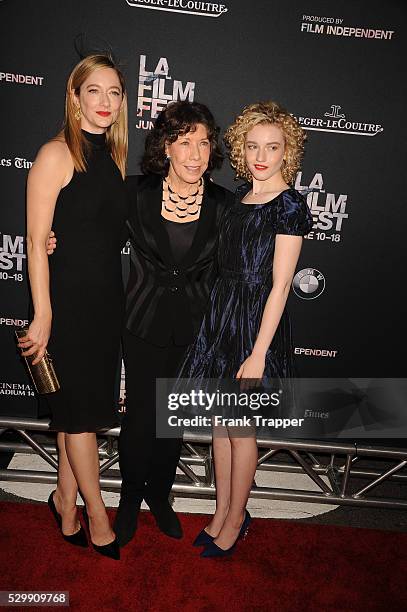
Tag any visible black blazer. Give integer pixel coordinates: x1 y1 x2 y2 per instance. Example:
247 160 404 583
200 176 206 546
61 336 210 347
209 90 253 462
125 174 234 347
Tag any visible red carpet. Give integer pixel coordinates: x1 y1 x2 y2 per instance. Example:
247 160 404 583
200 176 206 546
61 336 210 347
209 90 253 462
0 502 406 612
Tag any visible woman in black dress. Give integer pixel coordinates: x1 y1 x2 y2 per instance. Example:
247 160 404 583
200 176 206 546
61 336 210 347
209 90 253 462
19 55 128 560
178 101 313 557
114 102 234 547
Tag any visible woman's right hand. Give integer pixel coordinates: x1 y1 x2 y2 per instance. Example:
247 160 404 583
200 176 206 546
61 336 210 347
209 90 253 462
18 316 51 364
46 230 57 255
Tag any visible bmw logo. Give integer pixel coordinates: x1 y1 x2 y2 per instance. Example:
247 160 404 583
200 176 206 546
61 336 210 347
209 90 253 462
292 268 325 300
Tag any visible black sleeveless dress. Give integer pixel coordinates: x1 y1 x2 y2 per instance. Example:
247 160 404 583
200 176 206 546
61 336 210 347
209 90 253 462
46 131 128 433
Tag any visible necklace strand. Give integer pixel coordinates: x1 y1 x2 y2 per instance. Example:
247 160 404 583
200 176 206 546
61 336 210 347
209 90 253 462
162 177 203 218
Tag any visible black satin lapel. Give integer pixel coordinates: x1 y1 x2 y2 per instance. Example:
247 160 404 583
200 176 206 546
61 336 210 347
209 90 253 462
179 177 217 269
139 176 174 267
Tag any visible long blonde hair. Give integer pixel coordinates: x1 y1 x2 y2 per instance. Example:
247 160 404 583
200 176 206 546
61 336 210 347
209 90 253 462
62 54 128 178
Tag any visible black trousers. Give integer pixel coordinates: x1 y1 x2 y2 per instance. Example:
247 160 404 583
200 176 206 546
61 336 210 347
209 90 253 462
118 329 187 503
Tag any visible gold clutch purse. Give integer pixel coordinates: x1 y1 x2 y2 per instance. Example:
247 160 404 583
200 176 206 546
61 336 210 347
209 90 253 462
15 327 60 394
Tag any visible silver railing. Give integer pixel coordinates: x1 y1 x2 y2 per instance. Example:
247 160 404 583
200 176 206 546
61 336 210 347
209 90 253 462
0 416 406 509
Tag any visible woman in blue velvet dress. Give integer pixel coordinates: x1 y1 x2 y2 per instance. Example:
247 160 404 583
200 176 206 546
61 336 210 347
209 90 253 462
178 101 313 557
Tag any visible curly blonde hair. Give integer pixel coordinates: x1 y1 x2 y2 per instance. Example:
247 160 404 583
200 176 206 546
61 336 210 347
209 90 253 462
224 101 306 185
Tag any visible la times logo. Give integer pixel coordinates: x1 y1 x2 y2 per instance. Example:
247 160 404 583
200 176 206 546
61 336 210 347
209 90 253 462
1 157 33 169
0 234 26 281
137 55 196 129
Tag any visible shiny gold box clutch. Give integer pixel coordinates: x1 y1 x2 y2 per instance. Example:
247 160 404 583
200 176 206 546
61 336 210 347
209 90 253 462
15 327 60 394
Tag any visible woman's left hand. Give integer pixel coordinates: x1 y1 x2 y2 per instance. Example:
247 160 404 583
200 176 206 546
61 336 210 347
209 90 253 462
236 353 265 389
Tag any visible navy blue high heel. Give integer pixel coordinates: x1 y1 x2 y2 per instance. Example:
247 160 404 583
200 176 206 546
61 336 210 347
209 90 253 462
200 510 251 558
47 491 88 548
83 506 120 560
192 528 215 547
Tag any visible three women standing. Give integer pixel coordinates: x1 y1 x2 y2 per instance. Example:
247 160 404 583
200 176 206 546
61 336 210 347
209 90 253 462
30 62 311 560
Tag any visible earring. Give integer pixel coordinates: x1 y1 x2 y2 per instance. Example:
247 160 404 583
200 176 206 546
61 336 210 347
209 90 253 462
166 154 171 160
74 106 81 121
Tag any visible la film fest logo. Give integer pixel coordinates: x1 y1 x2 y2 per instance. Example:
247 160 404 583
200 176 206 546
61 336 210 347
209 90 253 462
295 172 348 243
295 104 383 137
137 55 196 130
126 0 228 18
300 14 394 40
0 156 33 169
292 268 325 300
0 233 26 282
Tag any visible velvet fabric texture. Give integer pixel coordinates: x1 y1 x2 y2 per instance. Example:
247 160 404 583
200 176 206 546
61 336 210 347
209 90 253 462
178 185 313 382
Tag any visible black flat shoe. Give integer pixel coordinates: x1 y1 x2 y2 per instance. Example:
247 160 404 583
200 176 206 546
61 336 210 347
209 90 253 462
47 491 88 548
82 506 120 560
192 528 215 547
145 498 183 539
113 497 141 548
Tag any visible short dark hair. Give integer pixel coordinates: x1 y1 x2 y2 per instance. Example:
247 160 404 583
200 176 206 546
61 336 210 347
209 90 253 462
141 101 224 175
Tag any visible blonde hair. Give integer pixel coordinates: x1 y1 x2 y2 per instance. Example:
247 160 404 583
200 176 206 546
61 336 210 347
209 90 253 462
224 101 306 185
61 54 128 178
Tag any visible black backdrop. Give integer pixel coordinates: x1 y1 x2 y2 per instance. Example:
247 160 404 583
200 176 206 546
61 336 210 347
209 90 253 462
1 0 405 418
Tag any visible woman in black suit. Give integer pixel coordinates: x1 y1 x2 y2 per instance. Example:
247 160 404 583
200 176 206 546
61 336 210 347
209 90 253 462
114 101 233 546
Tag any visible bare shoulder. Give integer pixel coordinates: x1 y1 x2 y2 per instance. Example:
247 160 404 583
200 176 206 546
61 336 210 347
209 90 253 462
29 138 73 187
35 139 71 166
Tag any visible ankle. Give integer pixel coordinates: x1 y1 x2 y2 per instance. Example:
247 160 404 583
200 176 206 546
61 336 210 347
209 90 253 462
84 500 106 518
54 490 77 511
224 511 245 530
214 504 229 518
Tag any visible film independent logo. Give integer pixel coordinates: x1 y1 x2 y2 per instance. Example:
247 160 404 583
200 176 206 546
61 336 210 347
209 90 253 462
292 268 326 300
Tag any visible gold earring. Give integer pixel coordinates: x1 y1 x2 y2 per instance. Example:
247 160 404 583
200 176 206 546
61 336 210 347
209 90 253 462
74 106 81 121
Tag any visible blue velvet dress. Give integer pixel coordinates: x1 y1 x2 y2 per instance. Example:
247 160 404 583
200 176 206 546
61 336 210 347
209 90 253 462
177 184 313 384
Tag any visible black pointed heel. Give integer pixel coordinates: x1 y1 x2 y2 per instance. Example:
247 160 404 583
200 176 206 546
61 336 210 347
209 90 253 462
192 528 215 547
238 510 251 541
201 510 251 558
47 491 88 548
83 506 120 560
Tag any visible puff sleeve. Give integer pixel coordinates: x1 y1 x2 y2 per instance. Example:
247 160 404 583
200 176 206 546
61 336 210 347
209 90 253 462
275 190 313 236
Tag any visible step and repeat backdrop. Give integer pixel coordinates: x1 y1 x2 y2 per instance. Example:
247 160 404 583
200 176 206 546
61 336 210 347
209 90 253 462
1 0 405 417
